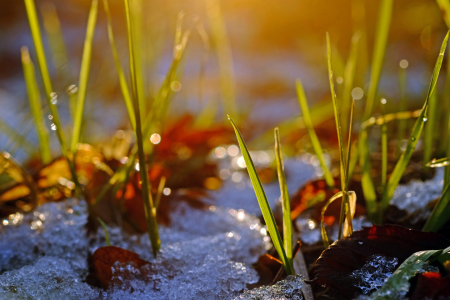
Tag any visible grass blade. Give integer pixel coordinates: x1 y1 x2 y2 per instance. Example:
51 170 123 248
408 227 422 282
39 1 71 82
71 0 98 153
426 157 450 167
396 60 408 157
24 0 80 193
103 0 135 130
206 0 237 121
359 129 378 221
296 79 334 188
381 100 388 191
423 88 438 167
423 181 450 232
229 116 293 275
0 117 35 155
381 31 449 215
367 247 448 300
97 217 111 246
274 128 293 269
437 0 450 28
362 0 393 121
21 46 52 164
154 176 166 210
124 0 160 257
341 33 360 137
327 33 349 239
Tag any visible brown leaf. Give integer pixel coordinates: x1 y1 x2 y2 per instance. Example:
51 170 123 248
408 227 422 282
92 246 150 289
311 225 450 298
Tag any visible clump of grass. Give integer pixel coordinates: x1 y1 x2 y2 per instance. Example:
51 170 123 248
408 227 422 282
229 117 294 275
123 0 160 257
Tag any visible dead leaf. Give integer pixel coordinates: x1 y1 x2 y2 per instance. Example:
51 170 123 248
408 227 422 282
92 246 150 289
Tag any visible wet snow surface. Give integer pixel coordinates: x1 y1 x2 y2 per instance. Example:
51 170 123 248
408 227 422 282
0 156 315 299
351 255 398 295
233 275 304 300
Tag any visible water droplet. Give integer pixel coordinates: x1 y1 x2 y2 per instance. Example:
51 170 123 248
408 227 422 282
51 124 57 131
411 136 416 141
423 117 428 122
50 92 58 105
381 98 387 104
163 187 171 196
67 84 78 94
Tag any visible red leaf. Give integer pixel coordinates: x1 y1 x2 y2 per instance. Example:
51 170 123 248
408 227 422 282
411 272 450 300
92 246 150 289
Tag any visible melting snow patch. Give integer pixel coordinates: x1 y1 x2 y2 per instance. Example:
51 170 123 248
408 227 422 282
234 275 304 300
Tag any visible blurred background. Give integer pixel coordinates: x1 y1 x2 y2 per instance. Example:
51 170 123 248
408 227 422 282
0 0 448 160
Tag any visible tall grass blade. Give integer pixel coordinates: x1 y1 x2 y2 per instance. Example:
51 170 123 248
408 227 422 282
345 100 355 186
359 129 378 221
124 0 160 257
21 47 52 164
423 88 438 167
274 128 293 269
341 33 360 137
423 181 450 232
327 33 349 239
97 217 111 246
131 0 147 117
206 0 237 121
426 157 450 168
0 118 35 155
154 176 166 210
39 1 71 82
381 101 388 191
381 31 449 215
103 0 135 130
437 0 450 28
71 0 98 153
296 79 334 187
229 116 293 275
397 60 408 157
362 0 393 121
24 0 79 192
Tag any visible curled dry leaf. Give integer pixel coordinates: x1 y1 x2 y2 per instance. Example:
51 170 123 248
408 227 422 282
310 225 450 298
92 246 150 289
290 178 365 224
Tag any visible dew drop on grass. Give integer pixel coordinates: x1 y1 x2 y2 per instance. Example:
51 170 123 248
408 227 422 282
410 136 416 141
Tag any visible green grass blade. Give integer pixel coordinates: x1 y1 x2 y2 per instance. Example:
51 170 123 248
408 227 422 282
274 128 293 269
130 0 147 118
341 33 360 137
362 0 393 121
0 117 35 155
70 0 98 153
229 116 292 275
296 79 334 188
437 0 450 28
396 60 408 157
97 217 111 246
21 46 52 164
154 176 166 210
367 248 446 300
345 100 355 186
423 88 438 167
124 0 160 258
24 0 80 193
326 33 347 188
206 0 237 121
381 100 388 191
426 157 450 167
381 31 449 214
359 129 378 221
327 33 349 239
423 181 450 232
39 1 71 81
103 0 135 130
